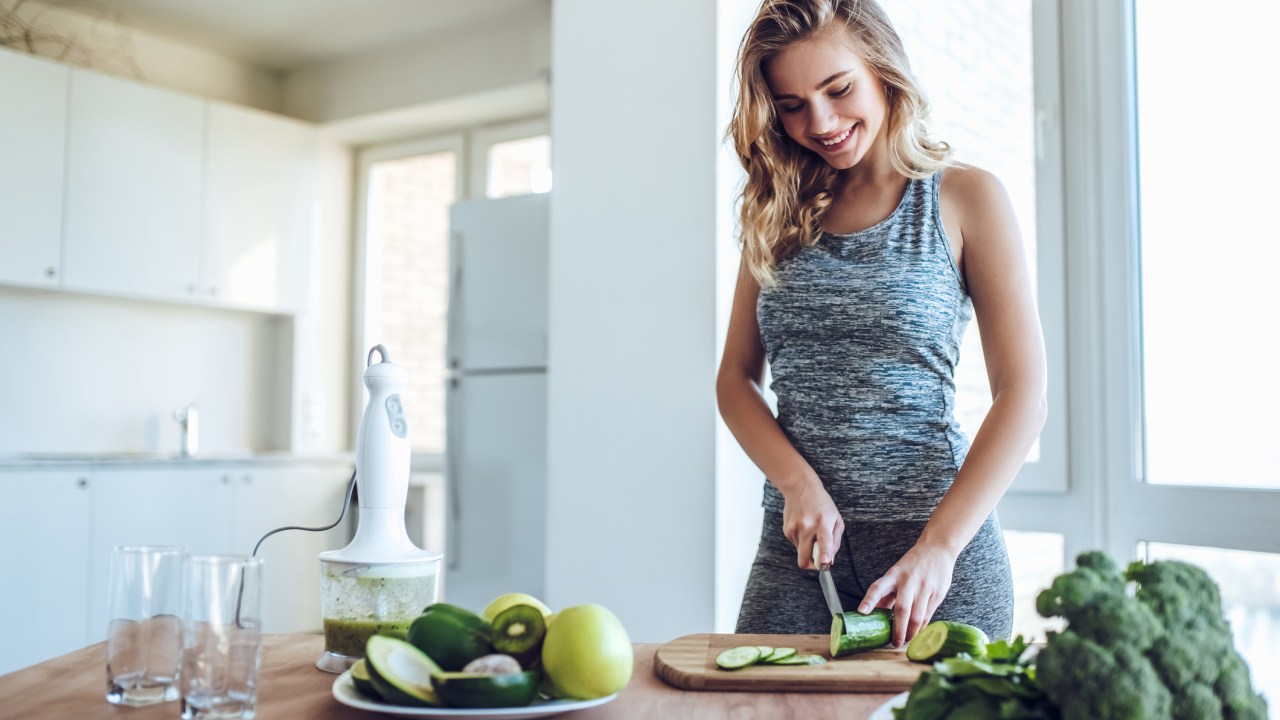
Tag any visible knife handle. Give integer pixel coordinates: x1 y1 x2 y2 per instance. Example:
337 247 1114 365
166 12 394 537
811 543 828 571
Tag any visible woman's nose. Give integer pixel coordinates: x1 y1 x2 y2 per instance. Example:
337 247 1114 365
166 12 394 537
807 99 839 135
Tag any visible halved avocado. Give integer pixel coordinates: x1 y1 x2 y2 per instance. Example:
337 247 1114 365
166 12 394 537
432 670 541 708
350 658 382 700
365 635 443 706
407 605 493 671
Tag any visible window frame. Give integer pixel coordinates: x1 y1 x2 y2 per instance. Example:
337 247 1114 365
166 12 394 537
999 0 1280 566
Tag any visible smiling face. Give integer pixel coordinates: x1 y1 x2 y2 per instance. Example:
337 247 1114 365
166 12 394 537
763 30 890 171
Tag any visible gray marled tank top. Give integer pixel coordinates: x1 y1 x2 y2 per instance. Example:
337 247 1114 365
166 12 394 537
757 171 971 521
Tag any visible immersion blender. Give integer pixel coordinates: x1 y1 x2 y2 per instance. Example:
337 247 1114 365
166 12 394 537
315 345 442 673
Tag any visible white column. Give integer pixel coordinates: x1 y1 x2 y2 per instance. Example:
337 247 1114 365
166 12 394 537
547 0 720 641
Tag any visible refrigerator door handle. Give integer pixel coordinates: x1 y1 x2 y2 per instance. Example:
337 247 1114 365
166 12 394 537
447 231 463 371
445 376 461 570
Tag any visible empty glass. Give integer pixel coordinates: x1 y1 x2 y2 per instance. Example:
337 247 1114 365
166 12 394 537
106 545 187 706
180 555 264 720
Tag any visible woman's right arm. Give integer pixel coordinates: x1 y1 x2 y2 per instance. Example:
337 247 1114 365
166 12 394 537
716 258 844 570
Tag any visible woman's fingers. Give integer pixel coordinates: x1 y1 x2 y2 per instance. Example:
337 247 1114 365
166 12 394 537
858 574 895 615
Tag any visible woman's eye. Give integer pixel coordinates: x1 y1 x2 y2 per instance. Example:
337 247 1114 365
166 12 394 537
778 104 804 114
830 83 852 98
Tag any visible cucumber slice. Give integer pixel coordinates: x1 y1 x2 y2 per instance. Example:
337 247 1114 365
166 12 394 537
763 647 797 663
755 645 774 660
714 645 762 670
905 620 990 662
770 653 826 665
830 609 892 657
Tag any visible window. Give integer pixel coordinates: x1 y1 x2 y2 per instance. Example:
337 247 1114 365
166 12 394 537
356 137 462 455
1134 0 1279 489
356 119 551 461
1005 530 1065 642
467 118 552 199
889 0 1067 490
487 136 551 198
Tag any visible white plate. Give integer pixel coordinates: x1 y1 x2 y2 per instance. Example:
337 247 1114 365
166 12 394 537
331 669 619 719
867 691 909 720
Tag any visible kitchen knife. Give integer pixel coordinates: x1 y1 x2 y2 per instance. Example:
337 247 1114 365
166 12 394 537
813 544 845 617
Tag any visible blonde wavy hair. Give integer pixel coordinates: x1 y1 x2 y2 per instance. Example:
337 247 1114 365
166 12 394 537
729 0 952 286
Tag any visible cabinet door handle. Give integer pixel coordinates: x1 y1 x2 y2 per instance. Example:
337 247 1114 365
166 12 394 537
77 477 88 488
46 267 57 278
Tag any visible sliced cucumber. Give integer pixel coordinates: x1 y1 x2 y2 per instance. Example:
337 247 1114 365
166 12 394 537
770 653 826 665
754 645 774 660
905 620 989 663
763 647 797 663
830 609 892 658
714 646 762 670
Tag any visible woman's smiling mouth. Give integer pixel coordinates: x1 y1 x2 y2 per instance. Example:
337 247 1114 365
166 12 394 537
815 125 856 152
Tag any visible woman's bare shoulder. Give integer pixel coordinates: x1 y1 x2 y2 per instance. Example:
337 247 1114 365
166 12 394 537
939 164 1015 232
939 163 1008 205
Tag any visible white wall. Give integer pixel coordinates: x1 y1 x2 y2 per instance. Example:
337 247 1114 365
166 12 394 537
0 287 287 454
2 0 279 112
547 0 720 642
281 3 551 123
714 1 765 634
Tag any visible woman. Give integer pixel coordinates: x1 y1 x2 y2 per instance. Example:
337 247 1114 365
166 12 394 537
718 0 1047 646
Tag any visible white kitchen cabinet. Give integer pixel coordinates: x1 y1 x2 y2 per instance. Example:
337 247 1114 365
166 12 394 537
62 69 204 302
0 470 92 675
0 50 67 289
229 465 352 632
202 103 317 313
87 467 235 641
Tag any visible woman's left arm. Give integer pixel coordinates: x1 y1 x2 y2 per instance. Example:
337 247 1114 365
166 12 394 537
858 167 1048 646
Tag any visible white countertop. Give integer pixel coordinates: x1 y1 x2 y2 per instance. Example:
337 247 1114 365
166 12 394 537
0 451 354 468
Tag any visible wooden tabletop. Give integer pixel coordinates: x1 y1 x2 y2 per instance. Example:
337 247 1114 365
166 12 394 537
0 634 899 719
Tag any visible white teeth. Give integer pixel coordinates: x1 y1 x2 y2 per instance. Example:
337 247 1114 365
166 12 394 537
820 128 852 146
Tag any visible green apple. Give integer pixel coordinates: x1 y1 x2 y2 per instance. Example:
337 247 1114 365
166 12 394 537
482 593 553 622
540 604 632 699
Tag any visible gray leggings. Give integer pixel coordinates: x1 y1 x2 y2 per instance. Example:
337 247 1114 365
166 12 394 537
736 511 1014 640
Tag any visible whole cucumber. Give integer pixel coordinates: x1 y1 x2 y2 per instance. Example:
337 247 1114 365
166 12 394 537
829 609 892 657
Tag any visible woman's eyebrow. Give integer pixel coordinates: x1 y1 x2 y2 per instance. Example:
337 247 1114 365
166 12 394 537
771 70 854 100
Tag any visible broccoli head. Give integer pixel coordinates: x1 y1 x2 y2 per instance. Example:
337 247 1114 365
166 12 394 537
1036 550 1126 620
1125 560 1226 633
1034 552 1268 720
1035 630 1172 720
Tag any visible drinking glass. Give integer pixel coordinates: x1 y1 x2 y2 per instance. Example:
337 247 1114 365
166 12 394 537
180 555 264 720
106 545 187 706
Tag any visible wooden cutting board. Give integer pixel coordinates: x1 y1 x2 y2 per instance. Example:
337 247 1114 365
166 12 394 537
653 633 925 693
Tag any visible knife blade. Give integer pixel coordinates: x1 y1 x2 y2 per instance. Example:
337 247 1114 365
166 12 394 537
813 544 846 617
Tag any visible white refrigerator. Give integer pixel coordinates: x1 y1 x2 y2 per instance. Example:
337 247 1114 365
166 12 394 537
443 192 549 611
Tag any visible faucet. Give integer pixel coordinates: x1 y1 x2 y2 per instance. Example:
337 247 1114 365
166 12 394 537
174 403 199 457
